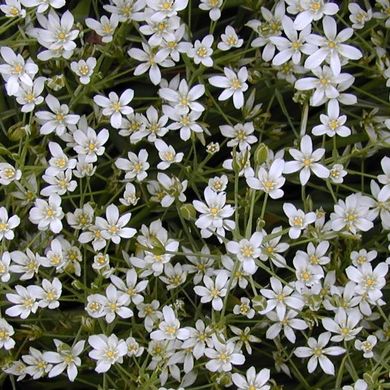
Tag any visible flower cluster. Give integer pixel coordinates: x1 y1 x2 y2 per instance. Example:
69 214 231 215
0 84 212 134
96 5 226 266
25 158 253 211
0 0 390 389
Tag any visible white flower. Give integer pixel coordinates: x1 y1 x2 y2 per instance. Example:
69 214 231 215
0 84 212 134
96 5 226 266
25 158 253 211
233 297 256 319
0 0 26 18
199 0 222 21
0 251 11 282
103 0 145 23
205 338 245 372
119 183 139 206
294 66 351 107
140 12 180 47
46 142 77 176
226 232 263 274
188 35 214 67
0 47 37 95
355 335 377 358
330 193 375 234
322 309 362 342
232 367 271 390
329 163 347 184
146 0 188 22
115 149 150 182
21 0 65 13
35 277 62 309
22 347 52 379
10 248 41 280
101 284 133 323
88 334 127 373
126 337 144 357
94 89 134 129
294 332 345 375
247 2 285 62
293 0 339 31
157 173 187 207
378 156 390 185
246 158 285 199
350 249 377 267
158 24 192 62
159 79 205 113
36 94 80 136
41 169 77 196
342 379 368 390
284 135 329 185
44 339 85 382
283 203 316 239
260 226 289 267
346 262 388 301
73 127 109 163
0 207 20 241
193 187 235 240
219 122 257 150
85 14 119 43
0 318 15 350
305 16 362 75
32 10 79 52
151 306 190 341
266 309 308 343
164 106 204 141
208 175 228 193
95 204 136 244
79 224 107 251
70 57 97 84
260 276 304 318
0 162 22 185
15 77 45 112
131 105 168 143
348 3 372 29
218 26 243 51
209 67 248 109
270 16 315 66
194 273 228 311
129 43 174 85
6 284 41 319
155 139 184 170
293 253 324 289
312 100 350 137
29 194 64 233
110 268 148 304
370 181 390 229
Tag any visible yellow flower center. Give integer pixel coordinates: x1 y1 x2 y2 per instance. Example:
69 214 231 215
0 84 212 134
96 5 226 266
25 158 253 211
293 216 303 227
4 168 16 179
209 207 219 216
89 301 101 312
102 23 113 34
292 41 301 50
230 78 242 90
226 36 237 46
133 162 143 172
111 102 122 112
9 7 20 16
79 64 90 76
241 245 254 257
0 329 9 340
165 325 177 335
45 207 55 218
196 46 208 58
310 1 321 12
12 63 23 74
0 222 8 232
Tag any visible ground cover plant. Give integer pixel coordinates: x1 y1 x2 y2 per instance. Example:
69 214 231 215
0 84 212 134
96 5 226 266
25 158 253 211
0 0 390 389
